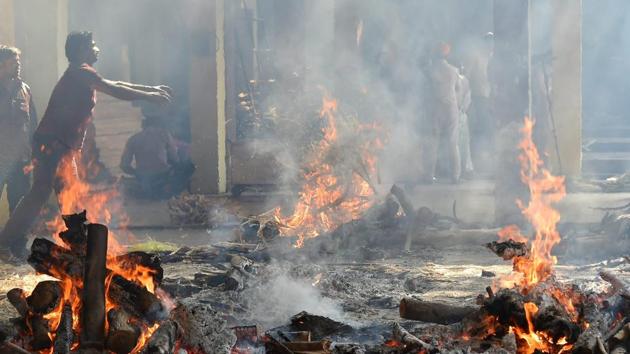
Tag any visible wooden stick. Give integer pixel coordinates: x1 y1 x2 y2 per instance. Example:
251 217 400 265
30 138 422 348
28 315 52 350
80 223 108 350
392 323 433 351
53 302 73 354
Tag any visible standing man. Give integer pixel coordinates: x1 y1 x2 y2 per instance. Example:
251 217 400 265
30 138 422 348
0 46 37 213
423 42 461 184
0 31 172 261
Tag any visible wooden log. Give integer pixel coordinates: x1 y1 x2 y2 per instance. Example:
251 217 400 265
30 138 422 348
29 238 166 323
28 238 83 280
80 223 108 350
53 302 73 354
105 309 141 354
27 281 62 315
107 275 167 323
399 298 478 325
6 289 28 317
0 342 31 354
391 323 433 351
28 315 52 350
113 252 163 286
141 321 177 354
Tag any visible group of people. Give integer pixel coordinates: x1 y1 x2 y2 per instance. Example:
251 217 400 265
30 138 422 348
0 31 175 262
421 33 495 184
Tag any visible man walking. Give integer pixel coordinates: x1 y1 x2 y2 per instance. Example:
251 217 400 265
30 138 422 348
0 31 172 261
0 46 37 213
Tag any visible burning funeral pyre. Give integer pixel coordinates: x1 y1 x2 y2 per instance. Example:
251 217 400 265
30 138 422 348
272 94 384 248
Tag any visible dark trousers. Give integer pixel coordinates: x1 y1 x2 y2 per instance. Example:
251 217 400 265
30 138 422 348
0 135 70 253
0 160 31 213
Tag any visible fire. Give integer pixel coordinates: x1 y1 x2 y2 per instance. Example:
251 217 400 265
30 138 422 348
26 149 161 353
511 303 572 354
131 323 160 353
274 94 382 247
383 340 401 347
496 117 568 293
501 117 566 290
494 118 577 353
48 154 130 253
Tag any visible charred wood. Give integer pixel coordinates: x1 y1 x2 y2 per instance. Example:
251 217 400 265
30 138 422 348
27 281 62 315
107 275 166 323
28 315 51 350
53 302 73 354
59 211 88 253
114 251 164 286
141 321 177 354
80 223 108 350
486 240 529 260
289 312 352 340
6 289 28 317
105 309 141 354
28 238 83 280
28 238 166 323
391 322 434 351
399 298 478 325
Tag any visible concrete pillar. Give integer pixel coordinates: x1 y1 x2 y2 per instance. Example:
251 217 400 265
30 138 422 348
550 0 582 176
493 0 530 227
188 0 227 194
14 0 68 114
0 0 15 46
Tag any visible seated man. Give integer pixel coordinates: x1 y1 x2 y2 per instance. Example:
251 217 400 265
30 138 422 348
120 115 182 198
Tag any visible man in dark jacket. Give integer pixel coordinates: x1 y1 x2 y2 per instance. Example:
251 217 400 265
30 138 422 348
0 46 37 213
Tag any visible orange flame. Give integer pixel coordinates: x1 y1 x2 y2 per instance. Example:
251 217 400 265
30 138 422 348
273 94 381 247
512 303 573 354
494 118 578 352
497 117 566 290
31 150 159 353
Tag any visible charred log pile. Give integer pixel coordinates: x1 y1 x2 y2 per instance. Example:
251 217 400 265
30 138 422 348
0 211 237 354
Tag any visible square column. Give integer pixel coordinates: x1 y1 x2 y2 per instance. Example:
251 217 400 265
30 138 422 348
551 0 582 176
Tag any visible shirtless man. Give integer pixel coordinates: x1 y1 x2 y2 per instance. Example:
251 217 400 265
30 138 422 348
0 31 172 261
423 42 461 184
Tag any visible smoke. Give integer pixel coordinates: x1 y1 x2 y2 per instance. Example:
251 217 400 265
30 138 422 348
241 265 344 329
